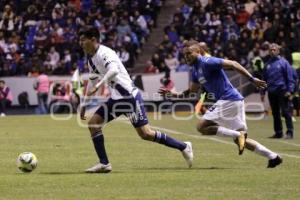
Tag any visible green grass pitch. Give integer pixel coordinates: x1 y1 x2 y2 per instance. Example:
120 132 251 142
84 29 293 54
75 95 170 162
0 114 299 200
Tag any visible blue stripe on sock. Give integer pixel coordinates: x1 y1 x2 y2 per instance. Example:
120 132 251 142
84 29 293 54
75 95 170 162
154 130 186 151
154 131 162 142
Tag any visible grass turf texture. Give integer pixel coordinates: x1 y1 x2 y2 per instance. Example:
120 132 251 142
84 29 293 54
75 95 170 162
0 114 299 200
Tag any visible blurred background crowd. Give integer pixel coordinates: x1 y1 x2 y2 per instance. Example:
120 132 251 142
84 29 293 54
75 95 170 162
0 0 299 121
0 0 163 76
0 0 299 79
147 0 300 75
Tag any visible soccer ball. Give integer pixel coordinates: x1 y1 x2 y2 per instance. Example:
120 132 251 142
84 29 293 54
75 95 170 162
16 152 38 173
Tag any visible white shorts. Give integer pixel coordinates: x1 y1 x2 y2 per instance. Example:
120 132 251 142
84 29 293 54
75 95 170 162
203 100 247 131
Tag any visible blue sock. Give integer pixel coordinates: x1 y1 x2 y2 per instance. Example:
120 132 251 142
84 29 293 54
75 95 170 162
154 131 187 151
92 132 109 165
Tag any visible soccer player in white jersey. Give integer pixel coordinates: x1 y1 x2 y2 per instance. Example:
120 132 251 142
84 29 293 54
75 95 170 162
78 27 193 173
160 43 282 168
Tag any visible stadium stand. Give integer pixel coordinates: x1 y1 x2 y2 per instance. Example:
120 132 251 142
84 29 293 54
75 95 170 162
0 0 164 77
148 0 300 73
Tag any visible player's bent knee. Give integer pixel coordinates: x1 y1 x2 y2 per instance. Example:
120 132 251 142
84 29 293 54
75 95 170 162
196 123 206 134
88 120 101 129
88 118 103 136
140 133 152 140
198 128 210 135
197 119 217 135
139 129 154 140
135 126 155 141
196 125 202 133
196 124 213 135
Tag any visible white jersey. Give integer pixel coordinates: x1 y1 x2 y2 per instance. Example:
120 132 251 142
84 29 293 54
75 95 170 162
87 45 136 100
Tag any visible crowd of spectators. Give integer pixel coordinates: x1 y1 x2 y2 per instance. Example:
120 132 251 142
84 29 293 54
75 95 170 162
0 0 164 77
146 0 300 75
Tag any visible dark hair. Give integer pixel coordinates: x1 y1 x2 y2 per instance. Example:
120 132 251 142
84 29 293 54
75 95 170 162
0 80 5 84
79 27 100 39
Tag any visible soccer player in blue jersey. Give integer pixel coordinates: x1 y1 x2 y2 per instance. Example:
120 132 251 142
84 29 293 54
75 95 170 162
160 44 282 168
79 27 193 173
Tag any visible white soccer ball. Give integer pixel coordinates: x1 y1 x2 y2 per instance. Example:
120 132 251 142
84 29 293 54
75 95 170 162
16 152 38 173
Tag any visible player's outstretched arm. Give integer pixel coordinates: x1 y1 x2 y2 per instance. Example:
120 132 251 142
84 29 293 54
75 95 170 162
222 59 267 90
158 82 200 98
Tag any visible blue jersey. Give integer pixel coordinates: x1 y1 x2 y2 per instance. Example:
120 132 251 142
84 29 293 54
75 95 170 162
191 56 243 101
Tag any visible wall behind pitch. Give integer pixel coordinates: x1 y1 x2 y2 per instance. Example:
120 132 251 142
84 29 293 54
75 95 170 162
2 76 72 105
2 72 189 105
137 72 189 101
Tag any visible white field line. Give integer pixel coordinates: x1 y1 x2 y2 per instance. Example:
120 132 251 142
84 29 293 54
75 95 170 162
280 153 300 159
277 140 300 147
117 119 300 159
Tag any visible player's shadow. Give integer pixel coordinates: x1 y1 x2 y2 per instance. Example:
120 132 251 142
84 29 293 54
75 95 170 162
133 166 235 171
39 171 86 175
37 167 236 175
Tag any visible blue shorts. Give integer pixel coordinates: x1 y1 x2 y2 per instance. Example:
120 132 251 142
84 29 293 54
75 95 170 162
95 91 149 128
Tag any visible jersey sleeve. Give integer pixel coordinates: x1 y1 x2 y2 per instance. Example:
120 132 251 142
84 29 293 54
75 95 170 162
204 56 224 71
102 52 120 70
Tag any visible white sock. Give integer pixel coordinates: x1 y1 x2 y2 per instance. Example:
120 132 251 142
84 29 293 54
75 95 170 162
217 127 241 137
254 143 277 159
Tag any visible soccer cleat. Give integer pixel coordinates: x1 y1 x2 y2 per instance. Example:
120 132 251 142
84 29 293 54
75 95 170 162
237 131 247 155
267 156 282 168
85 163 112 173
181 142 193 168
